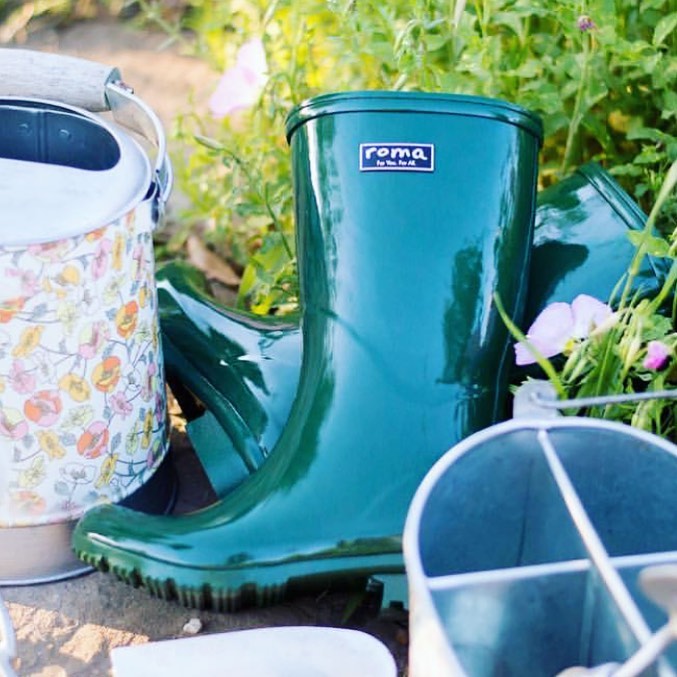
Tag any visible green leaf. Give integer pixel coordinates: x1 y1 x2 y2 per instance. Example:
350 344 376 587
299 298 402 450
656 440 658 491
653 12 677 46
626 231 671 257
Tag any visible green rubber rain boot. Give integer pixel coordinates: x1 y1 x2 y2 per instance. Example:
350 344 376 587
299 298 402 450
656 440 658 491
158 163 665 501
74 91 542 609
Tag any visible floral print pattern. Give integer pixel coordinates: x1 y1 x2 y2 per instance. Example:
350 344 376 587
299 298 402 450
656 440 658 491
0 207 167 527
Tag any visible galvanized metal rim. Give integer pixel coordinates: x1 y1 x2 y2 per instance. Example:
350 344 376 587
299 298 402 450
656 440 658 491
0 96 152 245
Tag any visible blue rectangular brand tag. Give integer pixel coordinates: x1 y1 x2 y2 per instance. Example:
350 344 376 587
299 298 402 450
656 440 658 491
359 143 435 172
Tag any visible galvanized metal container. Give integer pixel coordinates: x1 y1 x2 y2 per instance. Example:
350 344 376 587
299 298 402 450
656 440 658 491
404 418 677 676
0 49 173 583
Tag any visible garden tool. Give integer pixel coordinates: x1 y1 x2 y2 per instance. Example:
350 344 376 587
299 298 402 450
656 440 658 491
157 162 663 500
110 626 396 677
0 49 175 584
73 91 542 609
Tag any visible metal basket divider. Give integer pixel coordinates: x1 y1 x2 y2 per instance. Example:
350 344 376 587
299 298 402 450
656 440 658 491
538 427 677 676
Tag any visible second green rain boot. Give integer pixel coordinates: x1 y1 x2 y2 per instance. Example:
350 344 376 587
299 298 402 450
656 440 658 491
74 91 542 609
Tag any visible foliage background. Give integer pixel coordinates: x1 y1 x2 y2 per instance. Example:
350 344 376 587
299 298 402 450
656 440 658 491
165 0 676 314
1 0 675 315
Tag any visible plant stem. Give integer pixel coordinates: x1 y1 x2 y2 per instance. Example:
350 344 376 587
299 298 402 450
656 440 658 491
493 293 567 398
620 159 677 309
560 31 591 177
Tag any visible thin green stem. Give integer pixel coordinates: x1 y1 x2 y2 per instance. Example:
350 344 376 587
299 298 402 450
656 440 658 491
493 293 567 398
620 159 677 310
560 31 591 177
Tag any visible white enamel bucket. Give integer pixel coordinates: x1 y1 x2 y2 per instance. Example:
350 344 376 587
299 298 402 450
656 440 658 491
0 49 174 583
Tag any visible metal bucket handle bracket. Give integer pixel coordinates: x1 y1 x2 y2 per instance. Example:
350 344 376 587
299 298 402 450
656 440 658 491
0 48 171 202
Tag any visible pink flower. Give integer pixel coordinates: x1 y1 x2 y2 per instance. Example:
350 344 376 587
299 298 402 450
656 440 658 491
515 294 612 366
78 321 109 359
643 340 670 371
0 407 28 439
92 239 112 280
9 360 36 394
6 268 39 296
110 392 133 419
577 15 596 32
209 38 268 118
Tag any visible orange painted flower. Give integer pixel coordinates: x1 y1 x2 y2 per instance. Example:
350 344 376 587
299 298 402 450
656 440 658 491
37 431 66 459
59 373 91 402
77 421 109 459
92 356 122 393
11 490 46 517
115 301 139 339
12 325 43 358
0 297 25 323
24 390 63 427
85 227 107 241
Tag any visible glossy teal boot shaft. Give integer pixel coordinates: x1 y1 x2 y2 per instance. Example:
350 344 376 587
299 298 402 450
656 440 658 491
74 92 542 608
157 262 300 494
158 162 663 497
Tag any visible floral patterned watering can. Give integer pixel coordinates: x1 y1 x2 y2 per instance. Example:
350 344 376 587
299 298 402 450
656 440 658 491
0 49 173 583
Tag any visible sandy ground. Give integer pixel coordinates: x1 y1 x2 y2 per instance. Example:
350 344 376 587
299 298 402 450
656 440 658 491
0 19 409 676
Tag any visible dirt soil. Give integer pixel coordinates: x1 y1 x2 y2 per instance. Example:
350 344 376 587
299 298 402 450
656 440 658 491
0 19 408 676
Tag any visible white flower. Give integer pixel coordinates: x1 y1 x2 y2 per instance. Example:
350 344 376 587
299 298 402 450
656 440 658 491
515 294 613 366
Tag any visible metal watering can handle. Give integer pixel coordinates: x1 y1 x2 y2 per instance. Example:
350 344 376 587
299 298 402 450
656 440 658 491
0 48 171 202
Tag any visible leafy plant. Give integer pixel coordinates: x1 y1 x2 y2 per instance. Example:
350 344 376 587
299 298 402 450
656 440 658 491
3 0 676 313
137 0 676 314
505 160 677 440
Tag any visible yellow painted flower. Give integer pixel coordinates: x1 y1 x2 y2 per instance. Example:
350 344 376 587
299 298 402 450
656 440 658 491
62 405 94 430
92 356 122 393
18 456 46 489
141 409 154 449
56 301 79 334
59 373 91 403
138 284 148 309
11 325 43 358
115 301 139 339
112 233 125 271
58 264 81 286
37 431 66 460
95 453 119 489
125 421 140 455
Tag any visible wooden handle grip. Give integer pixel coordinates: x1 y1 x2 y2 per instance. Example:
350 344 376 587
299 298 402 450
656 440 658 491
0 48 120 111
